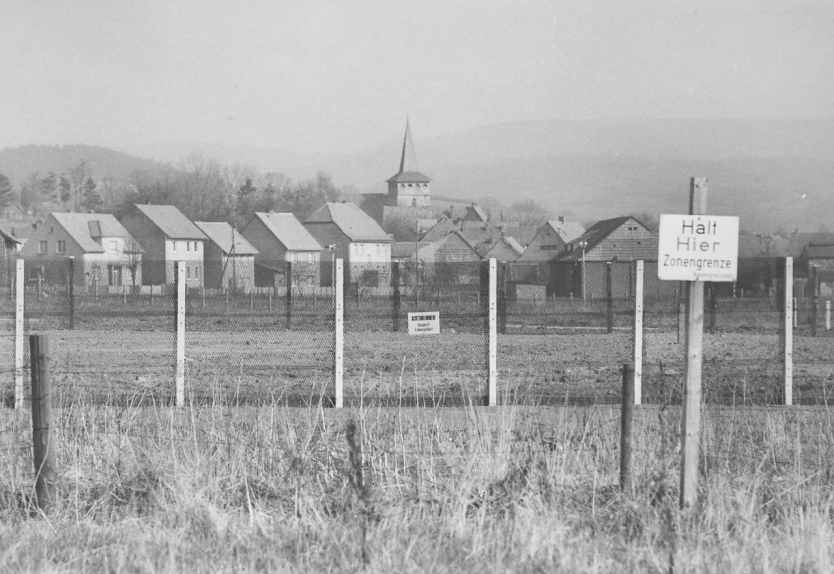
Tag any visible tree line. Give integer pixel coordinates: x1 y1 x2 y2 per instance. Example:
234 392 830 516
0 153 353 228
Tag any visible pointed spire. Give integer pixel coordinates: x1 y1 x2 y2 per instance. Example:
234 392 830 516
398 118 419 174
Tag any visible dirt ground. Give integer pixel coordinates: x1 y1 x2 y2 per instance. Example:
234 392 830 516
1 327 831 406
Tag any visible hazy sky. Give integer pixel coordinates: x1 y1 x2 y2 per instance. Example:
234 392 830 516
2 0 832 154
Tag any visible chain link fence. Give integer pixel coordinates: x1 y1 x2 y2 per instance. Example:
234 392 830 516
1 256 832 408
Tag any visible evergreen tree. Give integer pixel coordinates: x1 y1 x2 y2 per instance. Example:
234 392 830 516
0 173 13 212
80 177 103 212
235 177 257 225
59 174 72 203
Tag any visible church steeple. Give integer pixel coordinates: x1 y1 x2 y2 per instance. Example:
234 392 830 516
399 118 419 174
387 119 432 207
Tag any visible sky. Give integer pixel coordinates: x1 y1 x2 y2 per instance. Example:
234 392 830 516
2 0 833 155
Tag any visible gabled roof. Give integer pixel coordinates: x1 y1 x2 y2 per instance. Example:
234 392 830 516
502 225 539 247
132 204 207 240
558 216 650 261
463 205 488 222
305 202 391 242
248 212 322 251
0 224 24 245
489 236 524 256
801 243 834 260
546 219 586 243
386 119 432 184
51 212 143 253
194 222 259 255
420 217 459 243
418 230 481 257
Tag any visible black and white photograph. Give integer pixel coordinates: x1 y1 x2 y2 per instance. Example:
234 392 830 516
1 1 833 572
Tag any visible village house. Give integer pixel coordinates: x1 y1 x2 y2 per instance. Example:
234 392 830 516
545 216 660 299
518 217 587 262
304 202 392 287
119 204 206 289
483 235 525 262
18 212 143 292
240 212 322 289
194 222 258 292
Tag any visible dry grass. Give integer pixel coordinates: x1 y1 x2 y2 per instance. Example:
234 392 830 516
2 386 834 573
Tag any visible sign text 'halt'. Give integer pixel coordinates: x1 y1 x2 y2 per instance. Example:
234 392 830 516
657 214 739 282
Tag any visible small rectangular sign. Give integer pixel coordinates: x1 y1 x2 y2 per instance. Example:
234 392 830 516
408 311 440 335
658 214 739 282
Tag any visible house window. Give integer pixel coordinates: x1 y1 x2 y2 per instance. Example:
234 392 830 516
172 241 177 252
187 266 192 280
56 240 66 254
38 240 47 254
109 240 118 254
195 265 201 280
108 265 122 287
186 241 191 252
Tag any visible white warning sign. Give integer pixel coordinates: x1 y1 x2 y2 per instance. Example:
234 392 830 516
408 312 440 335
658 214 739 282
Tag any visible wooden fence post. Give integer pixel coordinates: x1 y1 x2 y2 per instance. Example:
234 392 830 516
620 363 634 493
335 259 344 408
827 300 831 331
633 261 644 405
784 257 793 406
30 335 57 512
15 260 25 410
708 284 717 333
175 262 185 407
285 261 293 330
606 262 613 333
392 261 400 332
680 176 707 510
677 284 686 344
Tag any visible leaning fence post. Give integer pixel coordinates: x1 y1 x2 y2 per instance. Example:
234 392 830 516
606 262 613 333
15 260 25 410
30 334 57 512
784 257 793 406
175 262 185 407
392 261 400 332
335 259 344 408
488 258 497 406
285 261 293 329
633 261 644 405
68 257 75 330
620 362 634 493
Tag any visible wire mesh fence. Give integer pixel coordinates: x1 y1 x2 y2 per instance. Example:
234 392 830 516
0 256 832 408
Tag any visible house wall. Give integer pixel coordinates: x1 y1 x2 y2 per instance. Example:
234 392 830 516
519 226 567 261
585 221 658 262
164 239 204 287
241 217 288 266
19 215 87 259
120 210 168 285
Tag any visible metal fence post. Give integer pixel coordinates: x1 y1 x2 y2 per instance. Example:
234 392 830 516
633 260 644 405
15 260 24 410
488 258 497 406
176 262 185 407
335 259 344 408
784 257 793 406
30 334 57 512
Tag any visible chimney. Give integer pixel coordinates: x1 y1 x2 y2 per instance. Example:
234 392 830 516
558 216 564 223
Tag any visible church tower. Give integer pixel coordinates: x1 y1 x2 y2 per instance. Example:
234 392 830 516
386 120 431 207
